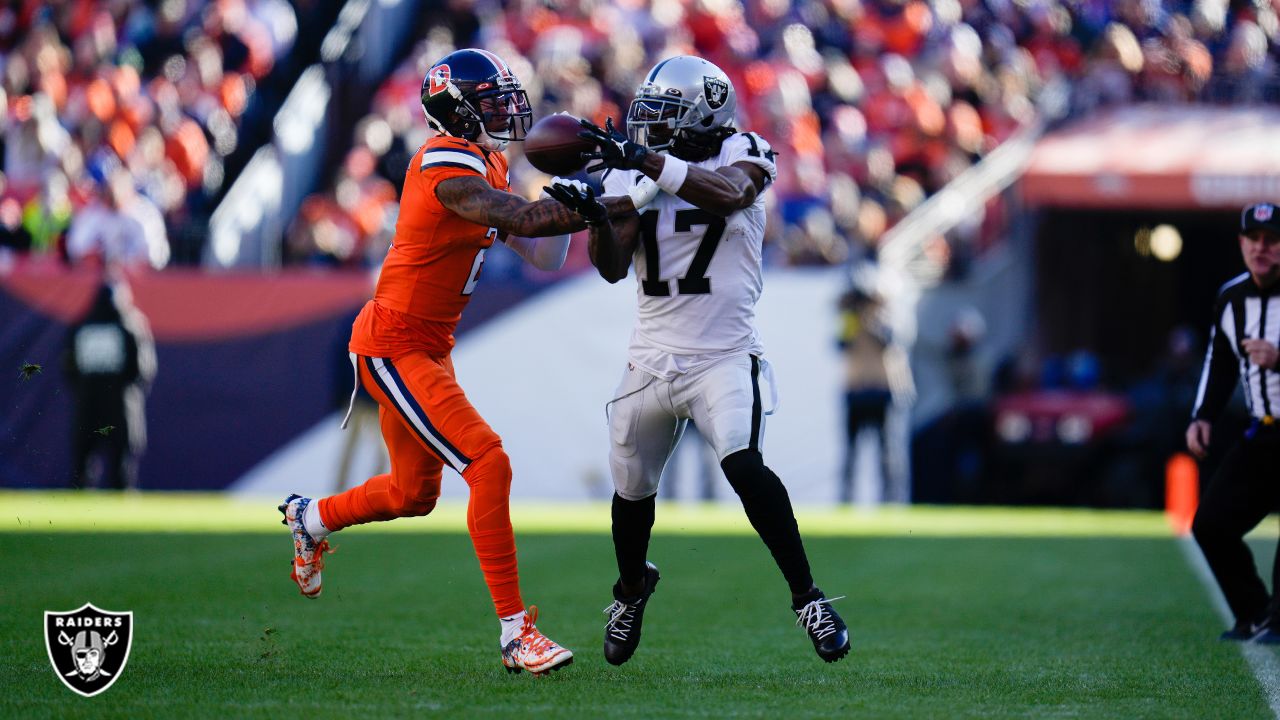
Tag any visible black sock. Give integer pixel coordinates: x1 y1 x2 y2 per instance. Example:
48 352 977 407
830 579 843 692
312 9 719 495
612 492 656 589
721 450 814 595
791 586 823 609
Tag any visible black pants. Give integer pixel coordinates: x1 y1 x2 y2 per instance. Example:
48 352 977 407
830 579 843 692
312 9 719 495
1192 426 1280 624
841 389 891 504
72 420 136 490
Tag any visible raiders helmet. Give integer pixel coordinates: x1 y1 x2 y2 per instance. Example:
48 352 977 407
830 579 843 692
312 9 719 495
420 49 532 152
627 55 738 161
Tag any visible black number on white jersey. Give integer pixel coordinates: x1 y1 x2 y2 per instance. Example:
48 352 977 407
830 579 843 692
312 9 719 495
742 132 776 162
637 208 726 297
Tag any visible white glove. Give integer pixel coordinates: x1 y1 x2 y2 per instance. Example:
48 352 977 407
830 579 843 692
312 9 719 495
627 176 659 210
549 177 590 194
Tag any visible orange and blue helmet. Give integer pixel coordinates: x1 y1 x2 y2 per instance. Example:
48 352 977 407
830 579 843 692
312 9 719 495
420 48 532 152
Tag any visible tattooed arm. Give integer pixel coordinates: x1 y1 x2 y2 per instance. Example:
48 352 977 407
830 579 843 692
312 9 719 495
436 176 637 237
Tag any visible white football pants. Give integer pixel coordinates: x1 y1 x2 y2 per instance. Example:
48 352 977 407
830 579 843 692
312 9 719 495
607 354 776 500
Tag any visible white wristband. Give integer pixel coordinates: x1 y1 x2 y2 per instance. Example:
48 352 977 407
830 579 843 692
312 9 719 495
655 156 689 194
627 176 659 209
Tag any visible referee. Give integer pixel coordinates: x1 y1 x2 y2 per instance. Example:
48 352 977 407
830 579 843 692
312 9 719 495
1189 202 1280 643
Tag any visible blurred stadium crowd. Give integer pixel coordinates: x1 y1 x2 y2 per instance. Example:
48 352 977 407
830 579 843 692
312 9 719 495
0 0 304 268
1 0 1279 272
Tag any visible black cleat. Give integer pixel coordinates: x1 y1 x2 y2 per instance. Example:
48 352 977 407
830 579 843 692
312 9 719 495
1220 614 1269 642
603 562 660 666
793 588 851 663
1253 622 1280 645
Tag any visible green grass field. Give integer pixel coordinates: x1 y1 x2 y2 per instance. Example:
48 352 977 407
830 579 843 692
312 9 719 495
1 492 1273 719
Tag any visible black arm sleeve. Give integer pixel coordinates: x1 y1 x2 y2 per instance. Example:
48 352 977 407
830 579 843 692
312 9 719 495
1191 305 1239 421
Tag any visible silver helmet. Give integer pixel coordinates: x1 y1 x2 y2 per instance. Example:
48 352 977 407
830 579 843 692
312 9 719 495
627 56 737 161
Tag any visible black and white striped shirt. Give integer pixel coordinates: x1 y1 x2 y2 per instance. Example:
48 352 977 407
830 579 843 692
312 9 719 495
1193 272 1280 422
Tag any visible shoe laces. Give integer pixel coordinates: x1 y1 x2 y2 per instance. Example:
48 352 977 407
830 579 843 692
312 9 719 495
603 599 637 640
796 595 845 641
518 606 559 656
301 539 333 570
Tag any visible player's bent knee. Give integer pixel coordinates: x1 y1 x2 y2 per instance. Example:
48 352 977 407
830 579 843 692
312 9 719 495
400 496 438 517
614 488 658 503
720 449 767 493
386 483 439 518
461 444 512 490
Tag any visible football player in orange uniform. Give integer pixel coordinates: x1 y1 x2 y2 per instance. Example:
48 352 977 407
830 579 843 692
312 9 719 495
278 48 655 675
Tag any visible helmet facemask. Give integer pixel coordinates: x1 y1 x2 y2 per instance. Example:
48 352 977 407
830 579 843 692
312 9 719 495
626 72 735 162
460 77 531 151
626 89 692 153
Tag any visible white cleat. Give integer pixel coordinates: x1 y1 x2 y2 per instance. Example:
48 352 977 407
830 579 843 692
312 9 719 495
500 606 574 675
279 494 331 598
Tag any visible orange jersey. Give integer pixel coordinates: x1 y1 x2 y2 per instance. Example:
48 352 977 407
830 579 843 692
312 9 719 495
350 136 510 357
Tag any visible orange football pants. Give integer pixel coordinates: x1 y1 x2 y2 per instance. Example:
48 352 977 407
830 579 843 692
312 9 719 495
318 352 523 618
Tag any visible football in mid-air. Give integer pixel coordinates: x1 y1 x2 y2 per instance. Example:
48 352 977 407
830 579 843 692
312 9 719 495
523 113 594 176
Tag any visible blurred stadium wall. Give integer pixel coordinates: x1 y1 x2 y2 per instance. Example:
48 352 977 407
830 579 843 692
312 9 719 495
6 0 1280 507
0 262 852 502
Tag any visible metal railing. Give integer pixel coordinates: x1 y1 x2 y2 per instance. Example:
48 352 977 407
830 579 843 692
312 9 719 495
877 79 1070 289
206 0 421 268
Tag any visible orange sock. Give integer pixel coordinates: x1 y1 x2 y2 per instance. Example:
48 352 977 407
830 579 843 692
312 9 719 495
463 447 523 618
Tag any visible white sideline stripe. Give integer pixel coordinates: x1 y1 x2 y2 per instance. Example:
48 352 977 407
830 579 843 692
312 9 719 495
1180 536 1280 718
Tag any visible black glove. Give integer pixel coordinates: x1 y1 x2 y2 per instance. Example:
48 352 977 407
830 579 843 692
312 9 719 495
544 180 607 225
578 117 649 174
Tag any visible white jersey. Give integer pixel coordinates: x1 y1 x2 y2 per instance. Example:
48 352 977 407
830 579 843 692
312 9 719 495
603 131 778 380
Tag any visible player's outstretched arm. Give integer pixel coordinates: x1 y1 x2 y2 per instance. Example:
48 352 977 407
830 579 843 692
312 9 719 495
579 119 768 218
502 232 571 271
543 179 639 283
436 175 636 238
638 156 767 219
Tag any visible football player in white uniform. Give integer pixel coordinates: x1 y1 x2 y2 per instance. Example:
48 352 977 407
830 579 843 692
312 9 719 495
549 55 851 666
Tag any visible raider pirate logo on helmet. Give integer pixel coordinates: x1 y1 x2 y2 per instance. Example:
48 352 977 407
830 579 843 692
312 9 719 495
704 77 729 110
626 55 739 162
44 603 134 697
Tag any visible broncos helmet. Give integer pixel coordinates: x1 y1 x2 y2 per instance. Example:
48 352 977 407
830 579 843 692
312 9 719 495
420 49 531 152
627 55 737 162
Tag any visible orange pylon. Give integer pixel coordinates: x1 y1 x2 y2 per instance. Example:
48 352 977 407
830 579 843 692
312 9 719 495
1166 453 1199 536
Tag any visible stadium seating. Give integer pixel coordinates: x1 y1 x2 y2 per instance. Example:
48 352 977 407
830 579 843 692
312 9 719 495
0 0 304 266
284 0 1280 270
4 0 1279 270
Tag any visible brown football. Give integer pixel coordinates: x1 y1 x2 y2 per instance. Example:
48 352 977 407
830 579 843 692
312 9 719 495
523 113 594 176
